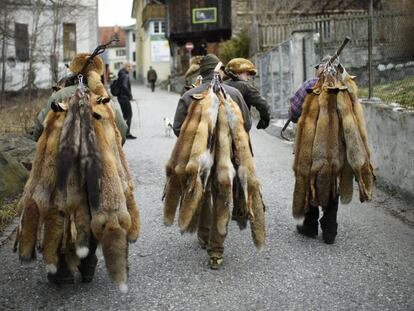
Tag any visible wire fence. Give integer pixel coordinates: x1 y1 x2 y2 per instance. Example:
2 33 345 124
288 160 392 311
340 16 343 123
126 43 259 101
252 40 294 118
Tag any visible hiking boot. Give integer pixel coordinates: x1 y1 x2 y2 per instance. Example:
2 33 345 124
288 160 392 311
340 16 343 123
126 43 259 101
126 134 137 139
296 206 319 238
47 255 74 285
320 198 339 245
209 255 224 270
78 253 98 283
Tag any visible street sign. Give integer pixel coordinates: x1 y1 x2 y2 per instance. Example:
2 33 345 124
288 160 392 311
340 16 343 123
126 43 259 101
185 42 194 51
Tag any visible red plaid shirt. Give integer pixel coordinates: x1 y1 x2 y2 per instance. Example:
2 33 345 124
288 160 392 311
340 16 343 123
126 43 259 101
289 78 318 123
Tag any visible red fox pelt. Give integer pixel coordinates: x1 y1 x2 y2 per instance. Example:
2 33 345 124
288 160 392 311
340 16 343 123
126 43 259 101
292 91 320 218
69 53 108 97
291 65 374 219
15 89 139 293
163 100 202 227
15 108 66 261
163 85 265 250
309 82 341 209
179 89 219 232
90 94 139 293
163 101 200 226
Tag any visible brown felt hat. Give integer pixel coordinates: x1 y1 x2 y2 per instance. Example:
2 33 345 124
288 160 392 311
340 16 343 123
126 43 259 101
225 58 257 76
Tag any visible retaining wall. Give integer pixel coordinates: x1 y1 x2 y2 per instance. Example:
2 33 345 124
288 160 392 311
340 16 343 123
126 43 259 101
361 100 414 200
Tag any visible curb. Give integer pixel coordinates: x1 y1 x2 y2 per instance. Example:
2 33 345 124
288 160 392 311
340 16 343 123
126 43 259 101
0 218 18 248
265 118 295 142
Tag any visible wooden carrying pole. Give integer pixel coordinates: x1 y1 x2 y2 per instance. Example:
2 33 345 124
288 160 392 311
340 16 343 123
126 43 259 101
280 37 351 141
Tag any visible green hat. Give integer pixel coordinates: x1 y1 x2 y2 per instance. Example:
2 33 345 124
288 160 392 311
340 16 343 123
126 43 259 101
199 54 221 76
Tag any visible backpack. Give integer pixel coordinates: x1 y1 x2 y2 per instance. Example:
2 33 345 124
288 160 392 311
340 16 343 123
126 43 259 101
110 78 120 96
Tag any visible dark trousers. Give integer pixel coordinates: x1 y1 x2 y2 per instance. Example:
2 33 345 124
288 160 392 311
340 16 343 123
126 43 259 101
150 81 155 92
118 97 132 134
197 183 227 257
305 195 339 237
319 196 339 238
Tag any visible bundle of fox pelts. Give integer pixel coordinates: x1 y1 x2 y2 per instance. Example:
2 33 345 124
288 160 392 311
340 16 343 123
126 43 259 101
14 88 140 293
292 66 374 218
163 84 265 250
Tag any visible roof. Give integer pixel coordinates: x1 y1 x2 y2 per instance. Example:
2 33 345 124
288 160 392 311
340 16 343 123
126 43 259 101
99 26 126 47
123 24 136 31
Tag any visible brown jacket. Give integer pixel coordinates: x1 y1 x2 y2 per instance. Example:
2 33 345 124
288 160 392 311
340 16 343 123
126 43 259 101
173 77 252 137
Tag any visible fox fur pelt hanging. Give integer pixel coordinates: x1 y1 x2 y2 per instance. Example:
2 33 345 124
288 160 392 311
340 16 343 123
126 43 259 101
163 77 265 250
14 84 139 293
292 64 374 218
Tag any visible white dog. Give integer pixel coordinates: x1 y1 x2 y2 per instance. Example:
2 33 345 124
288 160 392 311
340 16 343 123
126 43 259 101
163 117 173 137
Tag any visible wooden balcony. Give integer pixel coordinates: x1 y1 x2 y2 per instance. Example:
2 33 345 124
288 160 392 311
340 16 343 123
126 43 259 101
142 3 165 25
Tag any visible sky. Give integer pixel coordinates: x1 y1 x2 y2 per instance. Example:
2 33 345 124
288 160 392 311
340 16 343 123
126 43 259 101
98 0 136 27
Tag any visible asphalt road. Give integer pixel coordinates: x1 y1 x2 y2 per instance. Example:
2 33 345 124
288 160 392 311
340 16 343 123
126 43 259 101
0 84 413 310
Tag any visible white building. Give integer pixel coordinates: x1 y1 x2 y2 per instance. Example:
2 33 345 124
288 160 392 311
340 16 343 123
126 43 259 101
123 24 138 80
99 26 127 78
0 0 99 91
131 0 171 83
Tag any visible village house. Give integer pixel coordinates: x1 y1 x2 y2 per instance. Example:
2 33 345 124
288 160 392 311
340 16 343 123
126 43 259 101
164 0 231 75
123 24 138 80
0 0 99 91
131 0 171 83
99 26 127 79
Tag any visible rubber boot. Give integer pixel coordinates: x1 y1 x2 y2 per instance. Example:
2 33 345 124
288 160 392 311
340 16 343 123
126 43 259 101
296 206 319 238
47 254 74 285
78 234 98 283
320 197 339 244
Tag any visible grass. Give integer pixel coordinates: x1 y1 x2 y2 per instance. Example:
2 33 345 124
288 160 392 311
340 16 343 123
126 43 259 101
0 90 49 232
0 90 49 134
0 198 19 233
359 77 414 108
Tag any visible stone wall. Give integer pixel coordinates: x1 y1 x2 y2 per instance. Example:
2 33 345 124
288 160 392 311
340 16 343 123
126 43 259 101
317 45 414 86
231 0 251 35
361 100 414 200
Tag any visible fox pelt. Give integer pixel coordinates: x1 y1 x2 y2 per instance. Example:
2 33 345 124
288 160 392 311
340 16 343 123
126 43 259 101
69 53 108 97
14 88 139 293
292 64 374 218
163 83 265 251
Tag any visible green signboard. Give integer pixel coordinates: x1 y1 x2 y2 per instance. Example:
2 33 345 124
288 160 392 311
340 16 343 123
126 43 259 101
192 7 217 24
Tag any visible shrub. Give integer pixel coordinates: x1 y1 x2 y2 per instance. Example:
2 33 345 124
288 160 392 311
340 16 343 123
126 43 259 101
219 29 250 64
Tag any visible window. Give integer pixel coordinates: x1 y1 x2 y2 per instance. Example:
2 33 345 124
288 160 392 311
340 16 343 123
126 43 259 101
14 23 29 61
114 62 122 70
63 23 76 61
152 21 165 34
132 33 136 42
116 49 126 57
133 51 136 62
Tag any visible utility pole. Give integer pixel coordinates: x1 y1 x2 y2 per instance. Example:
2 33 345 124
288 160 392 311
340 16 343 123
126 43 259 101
368 0 373 99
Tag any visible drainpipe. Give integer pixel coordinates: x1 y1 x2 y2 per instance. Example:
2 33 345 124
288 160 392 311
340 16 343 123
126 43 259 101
368 0 373 99
302 37 307 81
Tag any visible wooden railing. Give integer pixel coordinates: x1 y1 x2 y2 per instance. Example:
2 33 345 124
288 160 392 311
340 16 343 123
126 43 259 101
142 3 165 25
255 11 414 50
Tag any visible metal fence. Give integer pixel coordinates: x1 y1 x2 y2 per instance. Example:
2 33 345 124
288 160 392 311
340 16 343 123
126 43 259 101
251 9 414 114
252 40 294 118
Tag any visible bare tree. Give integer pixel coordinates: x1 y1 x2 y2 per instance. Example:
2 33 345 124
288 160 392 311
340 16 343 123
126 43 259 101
27 0 50 104
0 0 17 108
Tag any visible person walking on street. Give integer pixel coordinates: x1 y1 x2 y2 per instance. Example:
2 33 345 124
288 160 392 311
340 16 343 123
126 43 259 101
289 56 339 244
224 58 271 225
173 54 252 269
117 63 136 139
147 66 157 92
224 58 271 130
